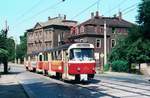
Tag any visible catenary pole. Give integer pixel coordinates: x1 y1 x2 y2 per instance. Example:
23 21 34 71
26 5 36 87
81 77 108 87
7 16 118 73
104 21 107 65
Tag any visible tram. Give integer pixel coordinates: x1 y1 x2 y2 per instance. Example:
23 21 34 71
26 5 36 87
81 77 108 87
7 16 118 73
25 43 96 81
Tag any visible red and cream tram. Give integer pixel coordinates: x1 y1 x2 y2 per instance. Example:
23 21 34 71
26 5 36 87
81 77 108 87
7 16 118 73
25 43 96 81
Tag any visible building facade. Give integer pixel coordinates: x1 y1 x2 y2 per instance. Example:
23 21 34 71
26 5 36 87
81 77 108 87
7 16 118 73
26 12 134 70
68 11 134 68
27 15 77 55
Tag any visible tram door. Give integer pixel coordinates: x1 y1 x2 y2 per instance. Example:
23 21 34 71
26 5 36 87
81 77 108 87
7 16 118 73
63 49 68 78
37 53 43 70
39 54 43 61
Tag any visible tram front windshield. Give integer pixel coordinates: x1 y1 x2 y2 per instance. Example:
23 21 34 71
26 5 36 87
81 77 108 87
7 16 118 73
70 48 94 61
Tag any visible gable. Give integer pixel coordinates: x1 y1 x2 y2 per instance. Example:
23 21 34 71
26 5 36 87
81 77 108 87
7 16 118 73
34 23 42 29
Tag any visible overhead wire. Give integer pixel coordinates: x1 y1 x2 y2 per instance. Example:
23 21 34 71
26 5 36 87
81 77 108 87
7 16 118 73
16 0 43 21
15 0 64 26
71 0 101 19
121 3 138 12
123 7 137 15
105 0 128 15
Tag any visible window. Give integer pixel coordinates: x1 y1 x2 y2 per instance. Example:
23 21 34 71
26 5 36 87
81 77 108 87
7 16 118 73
58 34 61 42
80 26 84 33
111 39 116 48
75 27 79 35
96 39 101 48
100 27 104 33
49 31 52 40
71 27 76 34
58 34 61 46
45 43 48 47
112 27 116 34
49 42 52 48
69 48 94 61
39 55 42 61
94 27 97 33
44 53 48 61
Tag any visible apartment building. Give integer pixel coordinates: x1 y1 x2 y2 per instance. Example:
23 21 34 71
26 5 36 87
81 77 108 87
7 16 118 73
27 15 77 55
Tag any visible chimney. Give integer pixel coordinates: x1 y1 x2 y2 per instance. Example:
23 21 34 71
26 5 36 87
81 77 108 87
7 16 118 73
64 15 66 20
118 11 122 20
113 14 117 18
96 11 99 17
48 16 51 20
91 12 94 19
58 14 61 18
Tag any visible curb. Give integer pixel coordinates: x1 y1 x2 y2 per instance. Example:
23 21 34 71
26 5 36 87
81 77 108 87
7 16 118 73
19 80 37 98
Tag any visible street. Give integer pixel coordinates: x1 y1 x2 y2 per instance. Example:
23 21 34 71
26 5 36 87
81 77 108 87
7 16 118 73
2 63 150 98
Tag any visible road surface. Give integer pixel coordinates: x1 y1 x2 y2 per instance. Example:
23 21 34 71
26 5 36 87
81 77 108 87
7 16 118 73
9 63 150 98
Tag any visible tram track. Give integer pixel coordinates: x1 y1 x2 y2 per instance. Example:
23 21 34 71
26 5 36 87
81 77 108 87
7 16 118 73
25 71 119 98
19 69 150 98
73 82 120 98
76 79 150 98
13 65 150 98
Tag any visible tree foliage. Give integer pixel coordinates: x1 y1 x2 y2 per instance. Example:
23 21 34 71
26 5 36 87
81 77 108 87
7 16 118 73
137 0 150 38
0 30 7 50
16 32 27 62
108 0 150 72
0 48 8 62
111 60 129 72
0 30 9 73
6 37 15 61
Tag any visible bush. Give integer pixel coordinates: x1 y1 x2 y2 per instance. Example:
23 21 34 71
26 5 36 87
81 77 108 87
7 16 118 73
111 60 129 72
104 64 110 71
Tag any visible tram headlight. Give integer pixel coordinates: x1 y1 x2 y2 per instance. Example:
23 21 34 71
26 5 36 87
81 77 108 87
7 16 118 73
93 67 95 70
77 67 80 71
58 66 62 70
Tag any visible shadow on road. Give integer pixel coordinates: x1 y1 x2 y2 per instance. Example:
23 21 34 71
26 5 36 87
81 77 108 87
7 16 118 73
22 81 119 98
0 71 21 75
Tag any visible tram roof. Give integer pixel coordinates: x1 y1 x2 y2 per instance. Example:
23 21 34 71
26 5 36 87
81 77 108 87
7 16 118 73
44 44 71 52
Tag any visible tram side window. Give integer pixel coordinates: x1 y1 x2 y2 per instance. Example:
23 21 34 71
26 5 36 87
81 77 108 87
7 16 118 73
52 52 56 60
44 53 48 61
39 55 42 61
57 50 62 60
70 50 73 60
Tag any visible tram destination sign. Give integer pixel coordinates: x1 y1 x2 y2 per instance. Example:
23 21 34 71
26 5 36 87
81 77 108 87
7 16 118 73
76 43 90 48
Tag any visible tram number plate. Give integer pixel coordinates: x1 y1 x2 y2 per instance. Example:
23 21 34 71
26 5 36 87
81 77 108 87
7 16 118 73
80 74 87 81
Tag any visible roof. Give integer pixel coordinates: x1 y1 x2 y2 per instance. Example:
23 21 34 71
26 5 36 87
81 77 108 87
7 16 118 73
79 17 134 28
38 17 64 27
27 17 77 32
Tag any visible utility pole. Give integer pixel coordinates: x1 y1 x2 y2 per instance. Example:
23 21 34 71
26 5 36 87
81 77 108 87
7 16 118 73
14 38 17 64
104 21 107 65
3 20 9 73
5 20 9 37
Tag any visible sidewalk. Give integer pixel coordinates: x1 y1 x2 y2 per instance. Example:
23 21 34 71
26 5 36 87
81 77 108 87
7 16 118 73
0 73 29 98
96 71 150 83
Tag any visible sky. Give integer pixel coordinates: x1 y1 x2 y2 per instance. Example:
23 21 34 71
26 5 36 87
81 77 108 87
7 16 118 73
0 0 141 43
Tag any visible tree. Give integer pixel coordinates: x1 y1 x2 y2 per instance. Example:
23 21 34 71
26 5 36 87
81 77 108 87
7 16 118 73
108 0 150 73
16 32 27 63
137 0 150 38
6 37 15 61
0 30 9 73
0 48 8 73
0 27 15 73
